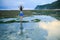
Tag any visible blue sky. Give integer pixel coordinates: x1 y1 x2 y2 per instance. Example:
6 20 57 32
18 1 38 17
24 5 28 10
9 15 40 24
0 0 57 10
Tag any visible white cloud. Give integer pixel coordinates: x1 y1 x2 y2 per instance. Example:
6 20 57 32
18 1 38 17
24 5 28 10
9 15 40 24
23 8 34 10
17 1 25 6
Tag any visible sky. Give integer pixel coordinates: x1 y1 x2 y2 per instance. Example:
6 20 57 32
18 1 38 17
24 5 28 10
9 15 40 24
0 0 57 10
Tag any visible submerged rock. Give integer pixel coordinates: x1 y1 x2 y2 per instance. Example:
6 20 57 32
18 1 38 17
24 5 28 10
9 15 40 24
31 19 41 22
0 20 29 23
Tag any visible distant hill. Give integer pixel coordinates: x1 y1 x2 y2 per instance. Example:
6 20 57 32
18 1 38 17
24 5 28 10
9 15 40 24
35 0 60 9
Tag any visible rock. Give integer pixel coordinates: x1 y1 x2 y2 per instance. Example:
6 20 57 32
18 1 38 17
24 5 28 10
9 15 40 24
31 19 41 22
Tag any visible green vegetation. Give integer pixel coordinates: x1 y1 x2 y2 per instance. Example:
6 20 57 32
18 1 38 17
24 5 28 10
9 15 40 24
0 20 29 23
35 0 60 9
0 10 60 20
0 10 33 18
0 19 41 23
31 19 41 22
34 0 60 20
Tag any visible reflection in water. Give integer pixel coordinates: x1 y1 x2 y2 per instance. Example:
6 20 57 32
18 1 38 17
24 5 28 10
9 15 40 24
0 15 60 40
0 23 48 40
39 20 60 40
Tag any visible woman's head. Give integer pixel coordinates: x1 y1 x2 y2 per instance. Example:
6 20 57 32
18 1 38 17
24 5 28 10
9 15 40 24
20 5 23 11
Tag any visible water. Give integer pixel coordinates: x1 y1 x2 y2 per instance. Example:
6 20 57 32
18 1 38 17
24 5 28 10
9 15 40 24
0 15 60 40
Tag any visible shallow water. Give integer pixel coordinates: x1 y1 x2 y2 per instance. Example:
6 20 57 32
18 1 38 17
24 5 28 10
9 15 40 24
0 15 60 40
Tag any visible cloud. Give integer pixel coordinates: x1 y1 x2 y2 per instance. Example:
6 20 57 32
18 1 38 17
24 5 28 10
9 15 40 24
31 0 57 5
0 0 25 9
0 0 57 10
23 8 34 10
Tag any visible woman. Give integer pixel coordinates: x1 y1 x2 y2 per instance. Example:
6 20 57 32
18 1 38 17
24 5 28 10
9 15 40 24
19 5 24 21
